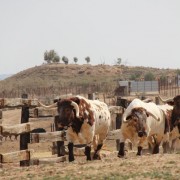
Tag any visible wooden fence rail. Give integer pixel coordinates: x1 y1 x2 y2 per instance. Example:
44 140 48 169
0 97 122 168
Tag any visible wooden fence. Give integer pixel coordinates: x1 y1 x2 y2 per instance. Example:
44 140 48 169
0 98 122 168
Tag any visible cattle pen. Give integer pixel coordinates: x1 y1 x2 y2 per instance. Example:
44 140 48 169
0 97 122 168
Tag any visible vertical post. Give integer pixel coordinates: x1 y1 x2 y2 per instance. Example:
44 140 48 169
116 113 122 151
155 96 159 105
54 115 65 157
0 154 3 168
0 109 2 122
20 104 30 167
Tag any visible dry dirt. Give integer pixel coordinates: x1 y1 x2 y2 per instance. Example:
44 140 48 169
0 109 180 180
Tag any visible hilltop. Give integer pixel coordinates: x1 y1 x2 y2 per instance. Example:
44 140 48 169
0 63 177 98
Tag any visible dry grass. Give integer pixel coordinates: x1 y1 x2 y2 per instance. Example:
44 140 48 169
0 108 180 180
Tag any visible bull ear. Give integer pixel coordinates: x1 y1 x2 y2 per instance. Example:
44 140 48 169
126 115 132 120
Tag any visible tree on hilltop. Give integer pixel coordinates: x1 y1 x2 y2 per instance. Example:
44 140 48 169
85 56 90 64
62 56 69 65
117 58 122 65
44 50 60 63
73 57 78 64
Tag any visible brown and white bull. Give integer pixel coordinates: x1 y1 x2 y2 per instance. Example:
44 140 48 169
158 95 180 150
117 98 173 157
39 95 111 162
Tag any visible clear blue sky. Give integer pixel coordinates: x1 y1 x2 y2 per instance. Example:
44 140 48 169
0 0 180 74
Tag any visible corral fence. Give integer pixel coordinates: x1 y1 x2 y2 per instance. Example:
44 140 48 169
116 77 180 97
0 97 122 168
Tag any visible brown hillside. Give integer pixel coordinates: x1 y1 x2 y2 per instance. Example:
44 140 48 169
0 63 177 98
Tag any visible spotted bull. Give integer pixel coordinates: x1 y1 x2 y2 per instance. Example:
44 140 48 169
39 95 111 162
158 95 180 150
117 98 173 157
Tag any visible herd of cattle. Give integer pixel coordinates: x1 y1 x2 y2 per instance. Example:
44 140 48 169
38 94 180 162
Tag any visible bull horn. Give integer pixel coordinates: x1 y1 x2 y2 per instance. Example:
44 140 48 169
158 95 173 103
146 111 160 121
142 98 153 103
38 101 57 109
71 101 79 117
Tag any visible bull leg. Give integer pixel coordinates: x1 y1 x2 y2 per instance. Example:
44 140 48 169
57 141 65 156
162 141 170 153
171 139 177 152
93 144 103 160
152 144 159 154
68 142 74 162
118 142 125 157
136 146 142 156
85 145 91 161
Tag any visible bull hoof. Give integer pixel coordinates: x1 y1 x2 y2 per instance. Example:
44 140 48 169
86 157 91 161
69 157 75 162
117 153 125 158
93 154 101 160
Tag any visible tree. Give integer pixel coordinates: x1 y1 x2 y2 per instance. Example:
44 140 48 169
52 55 60 63
129 71 142 80
62 56 69 65
117 58 122 65
44 50 60 63
144 72 155 81
73 57 78 64
85 56 90 64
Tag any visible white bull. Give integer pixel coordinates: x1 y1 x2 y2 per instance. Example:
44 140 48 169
117 98 173 157
39 95 111 162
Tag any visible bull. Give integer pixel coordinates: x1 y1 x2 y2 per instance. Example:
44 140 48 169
117 98 173 157
38 95 111 162
158 95 180 150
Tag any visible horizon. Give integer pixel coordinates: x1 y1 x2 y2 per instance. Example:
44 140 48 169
0 0 180 74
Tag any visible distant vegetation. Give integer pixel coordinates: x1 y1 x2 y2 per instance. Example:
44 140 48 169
0 63 179 99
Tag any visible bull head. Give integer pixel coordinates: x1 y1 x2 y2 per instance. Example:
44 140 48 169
38 100 79 117
57 99 80 127
38 98 80 129
125 107 149 137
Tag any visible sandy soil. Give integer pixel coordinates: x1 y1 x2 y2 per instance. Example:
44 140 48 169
0 109 180 180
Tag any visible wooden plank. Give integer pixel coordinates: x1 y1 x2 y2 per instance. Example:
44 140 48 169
0 98 39 108
106 129 121 140
0 149 32 163
109 106 124 114
30 129 120 143
29 107 57 118
31 131 66 143
0 123 31 135
30 156 66 165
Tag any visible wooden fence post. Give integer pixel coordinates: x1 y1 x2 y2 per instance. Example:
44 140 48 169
54 116 65 157
155 96 160 105
0 109 2 120
20 104 30 167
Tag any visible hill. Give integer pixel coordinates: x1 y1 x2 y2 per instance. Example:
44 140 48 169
0 63 177 98
0 74 13 80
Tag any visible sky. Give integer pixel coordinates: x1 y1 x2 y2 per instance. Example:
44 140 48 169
0 0 180 74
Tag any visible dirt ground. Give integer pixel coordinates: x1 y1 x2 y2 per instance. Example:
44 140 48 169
0 109 180 180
